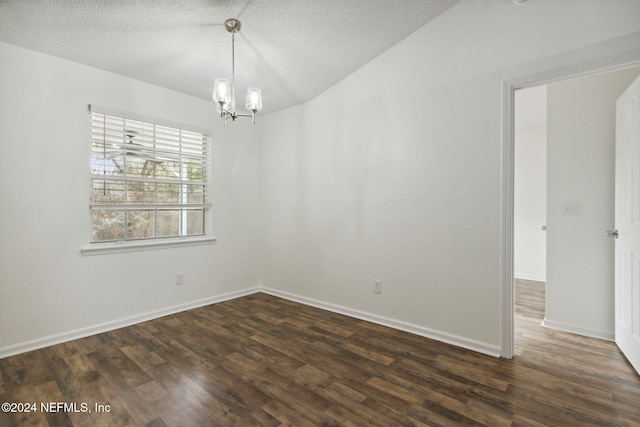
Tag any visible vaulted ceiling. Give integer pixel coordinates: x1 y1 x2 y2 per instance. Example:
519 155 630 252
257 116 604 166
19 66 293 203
0 0 461 114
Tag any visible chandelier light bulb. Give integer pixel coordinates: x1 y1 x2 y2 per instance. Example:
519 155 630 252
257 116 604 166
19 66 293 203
213 78 231 105
246 88 262 112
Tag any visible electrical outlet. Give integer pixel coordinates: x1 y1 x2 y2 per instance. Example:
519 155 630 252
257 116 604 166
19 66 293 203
176 272 184 286
374 279 382 294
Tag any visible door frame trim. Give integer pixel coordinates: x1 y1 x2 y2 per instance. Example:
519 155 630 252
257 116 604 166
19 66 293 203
500 32 640 358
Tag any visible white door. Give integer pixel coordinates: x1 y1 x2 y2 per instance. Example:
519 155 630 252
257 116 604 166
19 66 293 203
615 74 640 375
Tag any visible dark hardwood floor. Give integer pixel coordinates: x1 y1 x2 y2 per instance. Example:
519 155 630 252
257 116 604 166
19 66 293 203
1 281 639 426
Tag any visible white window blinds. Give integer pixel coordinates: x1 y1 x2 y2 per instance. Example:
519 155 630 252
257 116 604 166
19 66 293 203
89 105 211 242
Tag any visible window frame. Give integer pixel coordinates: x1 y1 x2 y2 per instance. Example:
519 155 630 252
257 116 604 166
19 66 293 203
82 105 215 255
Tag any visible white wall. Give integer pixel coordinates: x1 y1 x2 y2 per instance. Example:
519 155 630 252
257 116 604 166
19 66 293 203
545 66 640 340
0 41 262 356
514 86 547 282
3 0 640 359
259 0 640 355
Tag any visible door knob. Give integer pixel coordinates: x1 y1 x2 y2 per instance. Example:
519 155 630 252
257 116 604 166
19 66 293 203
605 230 619 238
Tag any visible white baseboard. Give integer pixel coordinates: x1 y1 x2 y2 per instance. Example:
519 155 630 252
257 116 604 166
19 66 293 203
260 287 502 358
0 287 260 359
2 285 503 360
542 317 614 342
514 273 546 282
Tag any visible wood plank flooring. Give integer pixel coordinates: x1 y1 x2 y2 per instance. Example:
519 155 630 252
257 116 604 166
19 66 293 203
1 281 639 426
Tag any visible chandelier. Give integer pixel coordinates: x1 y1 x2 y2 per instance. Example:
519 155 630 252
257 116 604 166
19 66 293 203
213 18 262 126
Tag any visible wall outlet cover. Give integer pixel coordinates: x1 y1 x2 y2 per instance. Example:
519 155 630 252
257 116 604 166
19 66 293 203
374 280 382 294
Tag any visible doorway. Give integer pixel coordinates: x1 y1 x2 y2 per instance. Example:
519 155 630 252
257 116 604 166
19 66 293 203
502 59 640 359
513 85 547 343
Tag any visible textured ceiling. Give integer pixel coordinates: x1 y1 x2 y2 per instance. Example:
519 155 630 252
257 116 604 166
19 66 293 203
0 0 461 114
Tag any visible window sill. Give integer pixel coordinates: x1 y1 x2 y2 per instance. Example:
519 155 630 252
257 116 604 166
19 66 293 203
81 236 217 256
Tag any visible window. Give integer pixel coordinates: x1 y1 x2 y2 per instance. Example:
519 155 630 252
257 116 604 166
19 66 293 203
89 106 211 244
